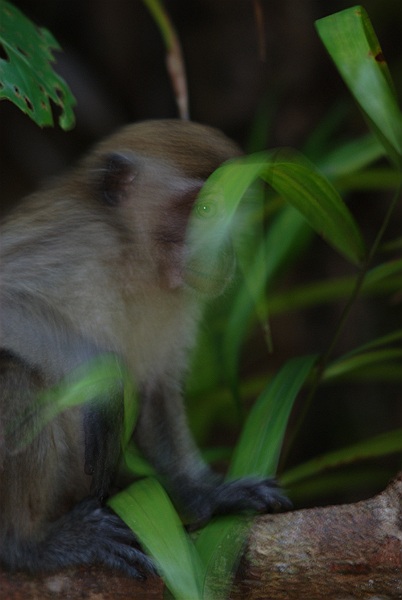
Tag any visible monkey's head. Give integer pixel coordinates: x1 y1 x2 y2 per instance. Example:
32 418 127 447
80 120 242 296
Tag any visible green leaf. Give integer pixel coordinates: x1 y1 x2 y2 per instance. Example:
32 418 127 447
7 355 136 452
316 6 402 166
267 258 402 316
289 467 391 504
318 134 384 179
120 442 156 479
282 429 402 487
222 205 311 391
228 355 317 479
347 328 402 353
195 515 251 600
365 257 402 287
382 236 402 253
0 0 76 129
336 168 402 192
324 348 402 381
193 355 316 598
194 150 365 273
323 327 402 381
109 478 205 600
260 149 365 266
192 149 364 392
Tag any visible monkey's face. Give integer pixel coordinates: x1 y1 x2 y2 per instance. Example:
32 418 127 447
86 120 241 298
94 151 236 296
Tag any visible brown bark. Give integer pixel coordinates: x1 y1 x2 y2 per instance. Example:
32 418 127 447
1 473 401 600
232 471 402 599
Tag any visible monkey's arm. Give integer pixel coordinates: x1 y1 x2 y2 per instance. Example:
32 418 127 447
134 380 291 526
2 293 125 497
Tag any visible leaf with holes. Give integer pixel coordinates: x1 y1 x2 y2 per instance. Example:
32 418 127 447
0 0 75 129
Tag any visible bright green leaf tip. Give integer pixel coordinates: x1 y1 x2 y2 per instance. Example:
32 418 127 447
315 6 402 167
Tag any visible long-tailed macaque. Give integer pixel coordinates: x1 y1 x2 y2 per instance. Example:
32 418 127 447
0 120 290 577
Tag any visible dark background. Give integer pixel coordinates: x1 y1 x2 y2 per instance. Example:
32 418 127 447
2 0 401 198
1 0 401 505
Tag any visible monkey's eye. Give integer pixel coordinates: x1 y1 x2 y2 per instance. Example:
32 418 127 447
195 200 218 219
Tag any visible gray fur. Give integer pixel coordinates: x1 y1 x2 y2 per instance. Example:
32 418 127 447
0 120 289 577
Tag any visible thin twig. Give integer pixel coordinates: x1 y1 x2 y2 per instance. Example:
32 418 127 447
142 0 189 119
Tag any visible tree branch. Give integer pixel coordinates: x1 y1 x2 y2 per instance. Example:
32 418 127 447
232 471 402 599
1 473 401 599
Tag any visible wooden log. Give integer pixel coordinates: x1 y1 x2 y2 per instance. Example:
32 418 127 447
1 473 401 599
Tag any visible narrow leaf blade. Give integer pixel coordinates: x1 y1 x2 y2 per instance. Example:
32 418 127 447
261 149 365 266
316 6 402 165
194 355 316 598
324 348 402 381
282 429 402 486
228 355 317 479
196 515 251 600
109 478 204 600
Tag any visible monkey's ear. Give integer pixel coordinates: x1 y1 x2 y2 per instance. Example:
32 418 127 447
99 153 138 206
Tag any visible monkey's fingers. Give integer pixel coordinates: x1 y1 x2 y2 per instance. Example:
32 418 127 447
184 477 292 529
93 541 157 580
97 540 158 580
210 477 292 515
98 508 159 577
64 498 158 578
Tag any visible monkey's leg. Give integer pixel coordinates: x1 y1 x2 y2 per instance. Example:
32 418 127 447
0 354 155 577
135 381 291 526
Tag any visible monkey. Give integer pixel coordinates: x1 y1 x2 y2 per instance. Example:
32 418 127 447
0 119 291 578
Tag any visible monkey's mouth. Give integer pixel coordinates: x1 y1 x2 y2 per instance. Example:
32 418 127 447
184 254 235 296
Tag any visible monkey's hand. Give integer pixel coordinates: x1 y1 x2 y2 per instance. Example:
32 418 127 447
31 498 157 578
174 476 292 528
